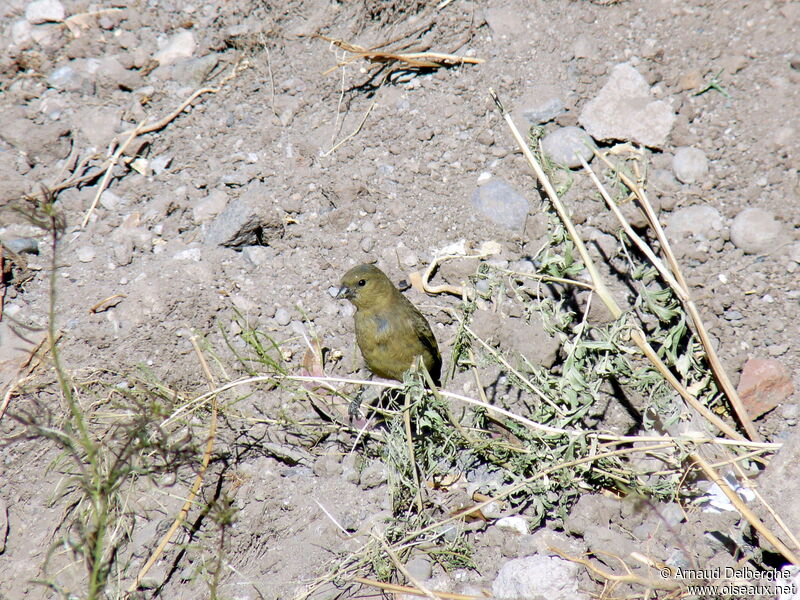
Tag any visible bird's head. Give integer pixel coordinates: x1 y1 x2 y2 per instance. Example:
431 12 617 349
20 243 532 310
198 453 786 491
336 264 396 310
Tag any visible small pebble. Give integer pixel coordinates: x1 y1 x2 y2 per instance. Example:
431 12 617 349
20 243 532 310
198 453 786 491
405 556 433 581
76 246 96 263
25 0 65 24
768 344 789 357
274 308 291 326
496 516 529 535
730 208 784 254
154 30 196 65
360 237 375 253
100 190 123 211
541 126 596 169
471 179 529 231
514 87 565 125
3 238 39 254
242 246 269 267
665 205 723 240
359 461 388 489
672 146 709 184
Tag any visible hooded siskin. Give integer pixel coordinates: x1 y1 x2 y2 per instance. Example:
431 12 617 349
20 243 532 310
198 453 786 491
337 264 441 385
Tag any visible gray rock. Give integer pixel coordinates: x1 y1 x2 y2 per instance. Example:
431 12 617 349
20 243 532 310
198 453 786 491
73 106 120 148
659 502 686 527
496 516 529 535
649 168 680 210
150 155 172 175
672 146 709 184
112 234 134 266
96 57 142 90
666 205 724 240
730 207 784 254
579 63 675 148
273 308 291 326
193 189 228 224
204 182 282 248
724 309 743 321
359 461 388 489
541 126 596 168
471 179 529 231
48 64 92 93
312 455 341 478
405 556 433 581
12 19 32 45
76 246 96 263
360 236 374 253
242 246 269 267
173 247 202 261
485 7 525 37
99 190 123 211
572 35 596 59
25 0 64 24
154 30 196 66
171 54 219 87
2 238 38 254
493 555 589 600
514 86 565 125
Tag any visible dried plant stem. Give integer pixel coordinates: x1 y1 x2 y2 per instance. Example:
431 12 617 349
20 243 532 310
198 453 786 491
353 577 480 600
403 385 424 514
378 536 440 600
552 547 681 592
489 88 745 443
690 452 799 565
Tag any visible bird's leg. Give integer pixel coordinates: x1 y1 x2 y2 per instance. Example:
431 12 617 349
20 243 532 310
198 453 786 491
348 387 365 421
348 370 377 422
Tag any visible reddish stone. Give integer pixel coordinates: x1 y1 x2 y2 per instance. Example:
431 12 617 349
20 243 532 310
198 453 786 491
737 358 794 419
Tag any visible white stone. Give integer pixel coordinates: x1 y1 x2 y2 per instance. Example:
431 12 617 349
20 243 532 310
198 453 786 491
154 30 196 66
493 555 589 600
579 63 675 148
25 0 65 24
12 19 32 45
76 246 96 263
496 516 529 535
672 146 709 184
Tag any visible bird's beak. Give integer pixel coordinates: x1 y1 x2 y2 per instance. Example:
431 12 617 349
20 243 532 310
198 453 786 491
336 285 353 300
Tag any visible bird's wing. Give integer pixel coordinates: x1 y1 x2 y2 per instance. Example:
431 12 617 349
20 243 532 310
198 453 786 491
403 297 440 360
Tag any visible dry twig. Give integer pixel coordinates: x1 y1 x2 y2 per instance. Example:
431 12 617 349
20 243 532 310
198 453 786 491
316 35 484 75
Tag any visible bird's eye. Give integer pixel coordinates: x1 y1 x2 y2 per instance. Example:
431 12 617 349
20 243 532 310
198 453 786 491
358 279 366 287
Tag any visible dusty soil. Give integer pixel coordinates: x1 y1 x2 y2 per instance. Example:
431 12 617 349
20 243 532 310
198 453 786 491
1 0 799 599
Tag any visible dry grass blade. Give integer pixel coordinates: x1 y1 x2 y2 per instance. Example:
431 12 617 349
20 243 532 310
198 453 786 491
690 452 800 566
378 535 441 600
551 547 682 592
353 577 481 600
316 34 484 75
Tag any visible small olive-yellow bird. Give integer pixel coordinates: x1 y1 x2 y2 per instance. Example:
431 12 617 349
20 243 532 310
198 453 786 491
337 264 441 385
